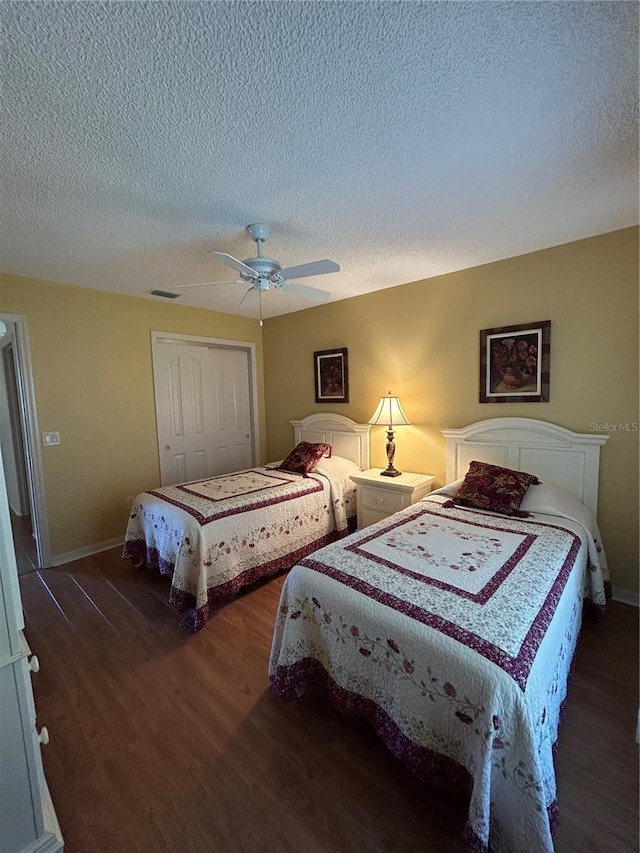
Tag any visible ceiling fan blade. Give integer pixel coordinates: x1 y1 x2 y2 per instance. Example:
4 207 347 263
213 251 257 278
278 281 331 303
172 279 242 289
277 259 340 280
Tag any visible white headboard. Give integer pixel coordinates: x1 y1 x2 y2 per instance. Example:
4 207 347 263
441 418 609 516
290 413 371 470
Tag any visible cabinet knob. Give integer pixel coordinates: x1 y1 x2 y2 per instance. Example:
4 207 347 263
38 727 50 746
29 655 40 673
375 498 384 504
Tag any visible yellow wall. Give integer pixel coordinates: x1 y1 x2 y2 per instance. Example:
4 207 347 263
0 275 266 557
1 227 637 592
263 227 639 594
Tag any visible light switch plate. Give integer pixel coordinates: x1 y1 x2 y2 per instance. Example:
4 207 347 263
42 431 60 446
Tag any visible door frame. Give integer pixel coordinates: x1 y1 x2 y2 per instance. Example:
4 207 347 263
2 342 30 515
150 331 260 483
0 313 52 568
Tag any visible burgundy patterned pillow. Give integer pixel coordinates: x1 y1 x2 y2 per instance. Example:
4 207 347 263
453 461 539 517
278 442 332 476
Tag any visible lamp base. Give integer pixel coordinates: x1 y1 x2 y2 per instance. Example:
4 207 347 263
379 428 402 476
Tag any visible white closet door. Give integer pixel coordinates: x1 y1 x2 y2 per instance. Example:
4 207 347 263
154 343 215 484
154 342 254 486
210 347 253 474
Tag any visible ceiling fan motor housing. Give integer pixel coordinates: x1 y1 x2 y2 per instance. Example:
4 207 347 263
240 257 282 288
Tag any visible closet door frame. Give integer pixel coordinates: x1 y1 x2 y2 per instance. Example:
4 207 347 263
150 331 260 484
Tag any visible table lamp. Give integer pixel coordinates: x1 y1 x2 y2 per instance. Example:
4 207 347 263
368 391 410 477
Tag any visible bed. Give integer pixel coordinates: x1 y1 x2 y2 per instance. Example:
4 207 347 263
269 418 610 853
123 413 370 631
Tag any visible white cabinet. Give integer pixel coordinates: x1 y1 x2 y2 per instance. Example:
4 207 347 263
350 468 436 529
0 447 63 853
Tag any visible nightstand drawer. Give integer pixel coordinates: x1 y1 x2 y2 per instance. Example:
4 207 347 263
360 507 390 528
359 486 405 515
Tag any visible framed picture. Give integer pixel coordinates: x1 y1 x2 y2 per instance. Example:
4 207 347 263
480 320 550 403
314 348 349 403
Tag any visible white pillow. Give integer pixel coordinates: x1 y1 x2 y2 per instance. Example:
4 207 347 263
519 481 596 530
433 477 595 526
430 477 464 498
312 455 362 477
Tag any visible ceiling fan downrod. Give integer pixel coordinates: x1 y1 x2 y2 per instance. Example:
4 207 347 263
246 223 269 258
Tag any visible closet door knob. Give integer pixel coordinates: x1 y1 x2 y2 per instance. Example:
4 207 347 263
38 727 50 746
29 655 40 673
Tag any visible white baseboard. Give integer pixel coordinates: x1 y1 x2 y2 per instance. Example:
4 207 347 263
51 537 123 567
611 586 639 607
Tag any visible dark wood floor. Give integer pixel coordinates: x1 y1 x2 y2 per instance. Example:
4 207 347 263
19 550 639 853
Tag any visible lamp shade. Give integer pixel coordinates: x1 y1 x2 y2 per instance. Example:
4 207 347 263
368 392 410 427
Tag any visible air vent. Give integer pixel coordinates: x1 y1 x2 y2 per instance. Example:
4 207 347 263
147 289 180 299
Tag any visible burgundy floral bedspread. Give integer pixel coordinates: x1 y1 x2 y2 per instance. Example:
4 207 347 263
269 494 609 852
122 466 356 630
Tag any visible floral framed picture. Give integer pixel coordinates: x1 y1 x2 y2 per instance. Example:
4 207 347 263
314 347 349 403
480 320 550 403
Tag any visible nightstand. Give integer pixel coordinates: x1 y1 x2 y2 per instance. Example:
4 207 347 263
349 469 436 529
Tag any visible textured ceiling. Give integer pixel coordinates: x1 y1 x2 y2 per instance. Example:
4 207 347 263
1 1 638 322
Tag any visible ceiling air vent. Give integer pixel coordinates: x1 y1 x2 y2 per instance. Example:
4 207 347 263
147 289 180 299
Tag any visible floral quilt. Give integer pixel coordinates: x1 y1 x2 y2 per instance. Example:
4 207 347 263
269 492 609 852
123 465 356 630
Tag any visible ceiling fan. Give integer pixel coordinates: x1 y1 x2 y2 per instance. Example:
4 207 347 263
173 223 340 325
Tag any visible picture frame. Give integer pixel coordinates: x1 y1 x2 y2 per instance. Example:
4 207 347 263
480 320 550 403
314 347 349 404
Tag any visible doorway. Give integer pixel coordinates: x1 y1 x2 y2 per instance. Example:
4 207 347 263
1 340 34 572
151 332 259 486
0 315 51 570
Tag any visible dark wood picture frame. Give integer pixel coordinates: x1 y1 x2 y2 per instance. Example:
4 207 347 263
480 320 550 403
314 348 349 404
